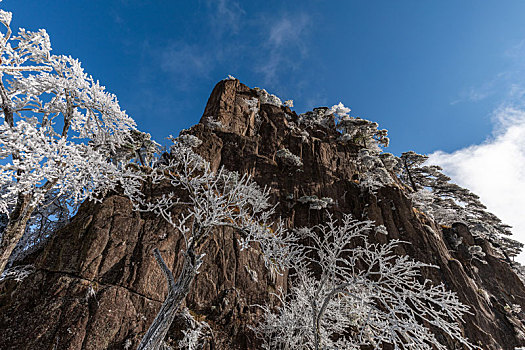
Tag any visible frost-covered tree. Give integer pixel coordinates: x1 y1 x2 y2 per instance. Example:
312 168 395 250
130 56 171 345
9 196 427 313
112 129 160 167
0 7 143 273
398 151 523 260
397 151 450 192
8 189 75 263
254 214 477 350
338 115 389 152
276 148 303 168
356 149 395 192
398 151 427 191
136 137 297 350
327 102 389 152
298 107 336 130
296 102 389 153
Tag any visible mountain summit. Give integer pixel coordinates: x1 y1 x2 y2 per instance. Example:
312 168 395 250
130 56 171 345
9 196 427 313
1 79 524 349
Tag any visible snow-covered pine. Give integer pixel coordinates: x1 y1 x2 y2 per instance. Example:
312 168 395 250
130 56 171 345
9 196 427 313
204 115 223 130
338 116 389 152
379 152 398 171
253 87 283 107
275 148 303 168
242 96 259 114
298 107 335 130
175 134 203 149
0 8 144 273
356 149 395 192
397 151 437 191
297 195 334 210
399 151 523 260
330 102 351 119
468 245 487 264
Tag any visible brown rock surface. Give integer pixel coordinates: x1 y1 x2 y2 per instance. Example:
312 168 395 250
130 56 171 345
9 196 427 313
1 79 525 349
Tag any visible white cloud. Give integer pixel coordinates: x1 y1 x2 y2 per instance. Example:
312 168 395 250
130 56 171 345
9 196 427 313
159 42 212 84
258 14 309 83
268 17 305 47
453 40 525 105
207 0 245 36
451 72 508 105
428 106 525 263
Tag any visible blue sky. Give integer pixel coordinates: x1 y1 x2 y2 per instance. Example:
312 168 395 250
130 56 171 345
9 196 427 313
5 1 525 260
4 0 525 153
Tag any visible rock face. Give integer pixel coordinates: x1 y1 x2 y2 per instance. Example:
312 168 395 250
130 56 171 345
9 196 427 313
1 79 525 349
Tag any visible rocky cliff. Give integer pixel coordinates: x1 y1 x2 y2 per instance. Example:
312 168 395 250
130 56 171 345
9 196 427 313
1 79 525 349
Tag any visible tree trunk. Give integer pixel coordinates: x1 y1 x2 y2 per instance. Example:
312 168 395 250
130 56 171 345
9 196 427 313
0 81 14 128
0 83 31 274
137 248 198 350
403 159 418 192
0 194 33 274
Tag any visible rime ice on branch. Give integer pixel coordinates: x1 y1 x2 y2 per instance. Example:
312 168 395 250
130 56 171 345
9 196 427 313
135 136 297 350
0 8 145 273
254 214 477 350
296 99 521 260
